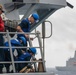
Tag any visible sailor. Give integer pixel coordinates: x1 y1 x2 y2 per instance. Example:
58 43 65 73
15 48 37 72
16 13 39 40
0 4 5 73
4 36 27 73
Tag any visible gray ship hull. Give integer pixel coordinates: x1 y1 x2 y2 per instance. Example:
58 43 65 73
56 67 76 71
56 51 76 75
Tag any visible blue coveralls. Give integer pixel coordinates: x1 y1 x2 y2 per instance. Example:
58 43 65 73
4 39 24 72
15 52 32 72
17 18 31 40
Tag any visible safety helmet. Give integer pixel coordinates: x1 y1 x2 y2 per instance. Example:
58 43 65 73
32 13 39 22
19 36 27 45
29 48 37 55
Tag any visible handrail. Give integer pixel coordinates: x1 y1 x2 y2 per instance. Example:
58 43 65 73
37 31 46 72
6 30 16 72
0 30 46 73
0 32 37 34
0 46 41 48
44 21 52 38
0 60 44 63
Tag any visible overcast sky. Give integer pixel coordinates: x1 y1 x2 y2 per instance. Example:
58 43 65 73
34 0 76 68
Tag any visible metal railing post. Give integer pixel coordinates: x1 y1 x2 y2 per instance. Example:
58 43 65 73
6 30 16 73
36 31 46 72
28 35 38 72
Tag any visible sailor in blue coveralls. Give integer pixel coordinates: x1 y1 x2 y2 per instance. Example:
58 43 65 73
15 48 37 72
16 13 39 40
4 36 27 73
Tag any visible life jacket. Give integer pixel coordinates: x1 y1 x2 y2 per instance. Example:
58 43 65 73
0 16 4 32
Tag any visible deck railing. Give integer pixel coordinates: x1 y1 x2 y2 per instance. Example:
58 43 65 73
0 30 46 73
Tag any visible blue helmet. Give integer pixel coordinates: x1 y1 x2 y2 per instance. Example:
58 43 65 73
19 37 27 45
32 13 39 22
29 48 37 55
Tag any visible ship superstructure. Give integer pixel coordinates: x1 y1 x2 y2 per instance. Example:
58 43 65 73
56 51 76 75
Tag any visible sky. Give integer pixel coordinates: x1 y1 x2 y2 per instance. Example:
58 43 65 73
32 0 76 68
